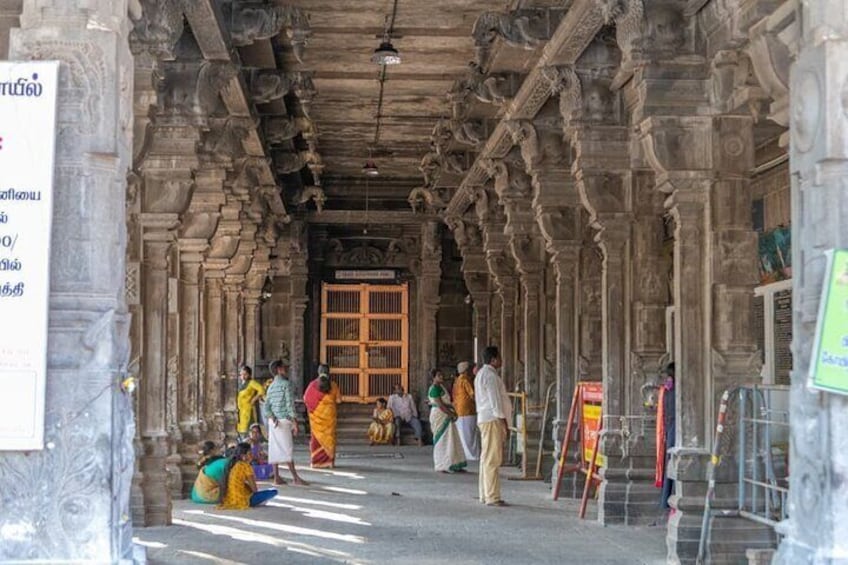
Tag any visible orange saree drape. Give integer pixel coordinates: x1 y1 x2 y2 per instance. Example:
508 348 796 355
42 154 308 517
655 386 667 488
304 379 340 468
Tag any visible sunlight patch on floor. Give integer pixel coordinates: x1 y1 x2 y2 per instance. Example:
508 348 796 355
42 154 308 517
182 509 367 543
320 485 368 495
271 495 362 510
172 517 364 563
178 549 247 564
300 467 366 480
132 537 167 549
265 500 372 526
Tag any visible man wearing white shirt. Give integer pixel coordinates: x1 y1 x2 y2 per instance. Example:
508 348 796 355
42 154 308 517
387 384 423 446
474 346 512 506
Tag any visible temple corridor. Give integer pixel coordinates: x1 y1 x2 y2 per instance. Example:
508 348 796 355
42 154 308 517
136 445 666 565
3 0 848 563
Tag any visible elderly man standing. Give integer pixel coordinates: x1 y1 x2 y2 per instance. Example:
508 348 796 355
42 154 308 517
453 361 479 461
265 359 309 486
475 346 512 506
387 384 423 446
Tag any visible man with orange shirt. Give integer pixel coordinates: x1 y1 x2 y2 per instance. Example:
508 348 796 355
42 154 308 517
453 361 479 461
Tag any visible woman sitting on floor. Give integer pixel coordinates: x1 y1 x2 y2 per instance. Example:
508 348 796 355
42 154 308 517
247 423 268 464
368 397 395 445
218 442 278 510
190 441 227 504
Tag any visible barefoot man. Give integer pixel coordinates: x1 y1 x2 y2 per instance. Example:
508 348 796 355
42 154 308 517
265 359 309 486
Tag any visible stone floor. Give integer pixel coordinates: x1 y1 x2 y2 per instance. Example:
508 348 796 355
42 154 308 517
135 445 667 565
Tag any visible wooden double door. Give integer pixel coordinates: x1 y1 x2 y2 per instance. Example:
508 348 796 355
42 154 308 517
320 283 409 403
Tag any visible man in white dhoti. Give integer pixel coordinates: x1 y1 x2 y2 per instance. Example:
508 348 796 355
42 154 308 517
453 361 480 460
265 359 309 486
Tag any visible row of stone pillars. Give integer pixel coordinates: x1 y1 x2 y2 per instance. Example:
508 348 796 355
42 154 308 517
443 4 774 560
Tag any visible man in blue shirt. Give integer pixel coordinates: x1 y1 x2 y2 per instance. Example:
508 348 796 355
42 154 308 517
266 359 309 486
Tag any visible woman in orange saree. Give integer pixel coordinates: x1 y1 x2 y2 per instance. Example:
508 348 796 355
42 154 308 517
303 364 341 468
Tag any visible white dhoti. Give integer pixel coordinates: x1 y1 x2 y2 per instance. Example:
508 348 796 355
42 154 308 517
268 418 294 464
456 414 480 461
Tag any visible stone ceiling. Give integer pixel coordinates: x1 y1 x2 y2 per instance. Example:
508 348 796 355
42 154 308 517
235 1 567 223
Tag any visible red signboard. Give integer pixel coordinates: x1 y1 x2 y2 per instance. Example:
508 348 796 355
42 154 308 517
579 382 604 467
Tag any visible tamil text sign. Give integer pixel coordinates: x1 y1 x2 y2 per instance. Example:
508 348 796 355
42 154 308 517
810 249 848 395
0 61 59 450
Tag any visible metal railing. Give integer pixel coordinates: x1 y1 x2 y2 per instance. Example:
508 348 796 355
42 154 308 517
697 384 790 563
736 385 790 528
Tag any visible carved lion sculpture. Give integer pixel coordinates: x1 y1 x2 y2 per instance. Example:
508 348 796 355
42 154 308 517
408 186 447 214
230 4 287 46
466 62 510 105
295 185 326 213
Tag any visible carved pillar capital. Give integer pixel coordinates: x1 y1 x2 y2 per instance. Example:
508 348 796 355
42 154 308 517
129 0 185 60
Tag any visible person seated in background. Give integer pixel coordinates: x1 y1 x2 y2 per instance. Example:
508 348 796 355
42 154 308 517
190 441 227 504
387 384 423 446
218 442 278 510
247 423 268 465
368 397 395 445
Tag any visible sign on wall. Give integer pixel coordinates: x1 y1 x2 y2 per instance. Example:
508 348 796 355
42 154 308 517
0 61 59 450
810 249 848 395
335 269 396 280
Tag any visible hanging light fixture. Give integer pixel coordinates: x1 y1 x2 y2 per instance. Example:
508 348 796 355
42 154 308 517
361 159 380 176
372 0 401 66
372 40 401 65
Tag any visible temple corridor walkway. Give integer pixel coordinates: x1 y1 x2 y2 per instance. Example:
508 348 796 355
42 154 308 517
136 446 666 564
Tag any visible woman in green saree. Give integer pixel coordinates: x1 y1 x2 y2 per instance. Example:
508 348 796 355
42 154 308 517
191 441 227 504
428 369 467 473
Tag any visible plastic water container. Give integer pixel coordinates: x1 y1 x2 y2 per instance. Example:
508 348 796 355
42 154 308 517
252 463 274 480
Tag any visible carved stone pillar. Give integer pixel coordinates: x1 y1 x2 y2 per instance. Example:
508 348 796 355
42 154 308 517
243 272 264 370
498 280 518 390
445 215 490 363
138 218 178 527
419 220 442 383
775 4 848 560
473 185 517 387
222 277 243 438
0 1 20 56
203 275 225 441
641 113 759 557
288 221 309 392
0 2 136 560
536 199 582 482
176 241 205 496
464 271 490 361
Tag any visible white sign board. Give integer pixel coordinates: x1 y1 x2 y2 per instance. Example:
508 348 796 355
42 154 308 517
335 270 396 280
0 61 59 450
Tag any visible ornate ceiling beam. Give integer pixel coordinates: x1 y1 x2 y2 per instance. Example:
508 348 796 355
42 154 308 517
443 0 607 218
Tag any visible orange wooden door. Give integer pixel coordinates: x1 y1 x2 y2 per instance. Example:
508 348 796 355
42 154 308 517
320 283 408 403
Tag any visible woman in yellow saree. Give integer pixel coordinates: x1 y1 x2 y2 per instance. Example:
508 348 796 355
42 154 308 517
237 365 264 438
368 398 395 445
303 364 341 468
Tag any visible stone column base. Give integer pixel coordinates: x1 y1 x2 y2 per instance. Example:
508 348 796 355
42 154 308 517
136 435 173 526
